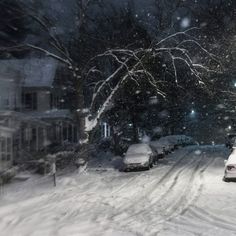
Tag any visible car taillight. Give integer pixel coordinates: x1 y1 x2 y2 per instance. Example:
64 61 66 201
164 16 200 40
227 165 236 171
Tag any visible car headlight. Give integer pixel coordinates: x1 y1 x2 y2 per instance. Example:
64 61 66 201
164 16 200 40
142 161 149 166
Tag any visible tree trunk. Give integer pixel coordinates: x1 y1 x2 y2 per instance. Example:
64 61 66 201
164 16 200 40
112 127 121 155
76 81 90 161
131 112 139 143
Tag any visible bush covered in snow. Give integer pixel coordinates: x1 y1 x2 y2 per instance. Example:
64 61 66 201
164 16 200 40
0 166 19 184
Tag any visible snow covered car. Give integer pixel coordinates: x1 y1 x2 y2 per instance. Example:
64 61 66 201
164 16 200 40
149 141 166 158
158 138 174 153
123 143 154 171
232 140 236 149
174 135 194 146
223 149 236 182
164 136 181 149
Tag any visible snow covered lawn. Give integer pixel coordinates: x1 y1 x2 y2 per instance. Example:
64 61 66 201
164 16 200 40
0 145 235 236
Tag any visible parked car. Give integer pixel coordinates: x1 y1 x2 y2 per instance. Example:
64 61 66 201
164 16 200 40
158 137 175 152
123 143 155 171
164 136 179 149
149 141 166 158
223 149 236 182
150 136 178 157
232 140 236 149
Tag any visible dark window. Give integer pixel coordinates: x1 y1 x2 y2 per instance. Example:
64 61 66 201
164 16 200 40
22 92 37 110
50 92 64 109
3 98 9 109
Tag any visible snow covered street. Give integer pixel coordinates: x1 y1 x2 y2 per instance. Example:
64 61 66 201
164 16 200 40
1 145 236 236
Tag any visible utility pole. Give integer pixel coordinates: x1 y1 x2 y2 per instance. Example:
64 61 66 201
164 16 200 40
51 158 56 187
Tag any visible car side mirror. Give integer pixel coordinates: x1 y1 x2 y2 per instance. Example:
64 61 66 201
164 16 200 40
224 160 227 165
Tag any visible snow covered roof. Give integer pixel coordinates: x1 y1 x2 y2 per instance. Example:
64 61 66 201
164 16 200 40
0 58 58 87
226 149 236 165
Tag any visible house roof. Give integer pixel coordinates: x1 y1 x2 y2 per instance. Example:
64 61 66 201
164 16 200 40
0 58 58 87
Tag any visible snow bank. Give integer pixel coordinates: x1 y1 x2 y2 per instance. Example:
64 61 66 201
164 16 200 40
88 151 123 171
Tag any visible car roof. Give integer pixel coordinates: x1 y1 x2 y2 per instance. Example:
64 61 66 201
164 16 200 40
226 150 236 165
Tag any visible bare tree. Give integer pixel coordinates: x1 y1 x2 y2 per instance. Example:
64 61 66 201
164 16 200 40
0 1 220 161
84 28 219 133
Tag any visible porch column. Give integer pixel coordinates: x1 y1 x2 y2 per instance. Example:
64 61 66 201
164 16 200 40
61 121 63 143
43 128 47 151
71 124 74 143
0 138 2 171
19 126 22 159
10 135 13 166
76 126 79 143
66 122 69 141
4 137 7 169
36 126 39 152
27 125 31 151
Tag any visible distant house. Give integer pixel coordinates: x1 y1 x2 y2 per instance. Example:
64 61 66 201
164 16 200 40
0 57 79 170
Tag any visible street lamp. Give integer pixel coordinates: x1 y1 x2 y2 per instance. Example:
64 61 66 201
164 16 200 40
189 109 196 119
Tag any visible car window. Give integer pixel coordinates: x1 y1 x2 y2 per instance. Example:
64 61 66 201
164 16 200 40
127 144 150 155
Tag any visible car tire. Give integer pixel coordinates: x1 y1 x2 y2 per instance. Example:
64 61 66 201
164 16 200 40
145 165 150 171
223 176 230 182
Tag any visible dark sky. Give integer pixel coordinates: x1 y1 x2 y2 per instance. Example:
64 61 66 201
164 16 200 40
19 0 236 42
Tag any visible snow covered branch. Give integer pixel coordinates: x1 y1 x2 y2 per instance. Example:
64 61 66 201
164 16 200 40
85 29 220 132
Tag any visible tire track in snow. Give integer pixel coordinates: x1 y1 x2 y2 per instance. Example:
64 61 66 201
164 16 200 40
186 206 236 232
108 148 195 220
78 148 195 225
150 151 213 235
117 152 198 222
162 153 212 219
116 148 214 234
109 172 147 196
156 147 235 235
101 148 200 234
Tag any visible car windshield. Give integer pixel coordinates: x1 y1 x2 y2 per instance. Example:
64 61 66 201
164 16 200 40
127 144 150 155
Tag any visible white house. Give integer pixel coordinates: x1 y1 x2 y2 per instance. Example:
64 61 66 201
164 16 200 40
0 57 79 170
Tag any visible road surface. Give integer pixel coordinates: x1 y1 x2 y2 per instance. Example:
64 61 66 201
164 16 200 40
0 145 235 236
